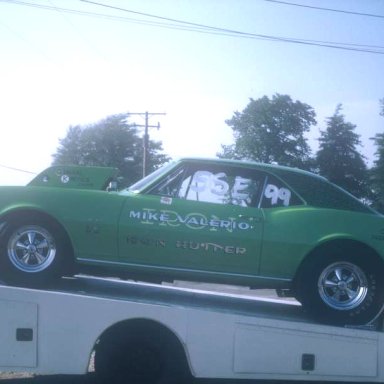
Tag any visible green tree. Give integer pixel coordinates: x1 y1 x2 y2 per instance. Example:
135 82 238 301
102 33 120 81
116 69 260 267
316 105 369 199
370 98 384 212
52 113 170 186
219 94 317 169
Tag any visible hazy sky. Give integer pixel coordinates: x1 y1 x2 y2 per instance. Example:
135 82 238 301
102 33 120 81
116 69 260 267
0 0 383 185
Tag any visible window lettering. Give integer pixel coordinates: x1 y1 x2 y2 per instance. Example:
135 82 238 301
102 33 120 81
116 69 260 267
264 184 291 206
232 176 251 200
188 170 255 206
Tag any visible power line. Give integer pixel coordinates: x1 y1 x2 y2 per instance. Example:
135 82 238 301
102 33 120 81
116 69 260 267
2 0 384 54
263 0 384 19
0 164 36 175
0 15 56 62
47 0 108 60
79 0 384 55
0 0 250 35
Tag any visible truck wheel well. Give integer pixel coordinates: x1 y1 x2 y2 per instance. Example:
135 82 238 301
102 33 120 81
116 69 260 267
95 318 188 358
293 239 384 297
94 318 192 382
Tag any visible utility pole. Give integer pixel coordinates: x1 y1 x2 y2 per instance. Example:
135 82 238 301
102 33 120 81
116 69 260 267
128 111 166 177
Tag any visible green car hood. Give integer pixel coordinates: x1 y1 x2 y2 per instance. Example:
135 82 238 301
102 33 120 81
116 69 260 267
28 165 119 190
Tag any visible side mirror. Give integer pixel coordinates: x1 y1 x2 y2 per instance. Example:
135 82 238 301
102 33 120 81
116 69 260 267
107 181 118 192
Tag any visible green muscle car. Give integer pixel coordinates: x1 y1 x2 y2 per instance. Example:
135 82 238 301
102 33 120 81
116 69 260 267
0 158 383 325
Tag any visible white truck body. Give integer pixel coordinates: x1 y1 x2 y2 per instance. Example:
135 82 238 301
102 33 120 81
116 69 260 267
0 276 382 382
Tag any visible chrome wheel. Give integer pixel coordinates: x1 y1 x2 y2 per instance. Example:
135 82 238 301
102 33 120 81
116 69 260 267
7 225 57 273
318 261 368 310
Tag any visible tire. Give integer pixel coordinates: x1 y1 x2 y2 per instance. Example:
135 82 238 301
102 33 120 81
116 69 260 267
0 218 69 286
95 332 191 384
297 251 384 325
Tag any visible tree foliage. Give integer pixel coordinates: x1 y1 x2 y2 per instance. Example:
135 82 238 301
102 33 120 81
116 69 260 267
52 113 170 186
370 99 384 211
316 105 369 199
218 94 316 169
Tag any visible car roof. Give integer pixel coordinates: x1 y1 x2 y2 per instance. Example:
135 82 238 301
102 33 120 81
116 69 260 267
178 157 324 181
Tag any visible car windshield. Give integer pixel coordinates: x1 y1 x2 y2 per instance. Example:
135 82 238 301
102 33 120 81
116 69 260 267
126 161 176 193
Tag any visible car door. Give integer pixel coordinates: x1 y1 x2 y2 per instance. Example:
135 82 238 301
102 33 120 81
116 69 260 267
258 173 306 280
118 162 266 277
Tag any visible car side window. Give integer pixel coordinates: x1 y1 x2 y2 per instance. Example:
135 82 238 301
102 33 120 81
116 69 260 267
147 166 186 197
178 166 264 207
260 175 303 208
148 164 264 207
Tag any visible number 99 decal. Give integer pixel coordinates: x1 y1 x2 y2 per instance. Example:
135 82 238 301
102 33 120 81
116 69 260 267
264 184 291 206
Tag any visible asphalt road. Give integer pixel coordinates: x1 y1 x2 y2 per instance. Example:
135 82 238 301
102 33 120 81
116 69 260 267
0 376 358 384
0 374 255 384
0 376 341 384
0 374 94 383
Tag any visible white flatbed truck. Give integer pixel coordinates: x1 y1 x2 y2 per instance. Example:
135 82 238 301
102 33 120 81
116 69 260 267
0 276 383 383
